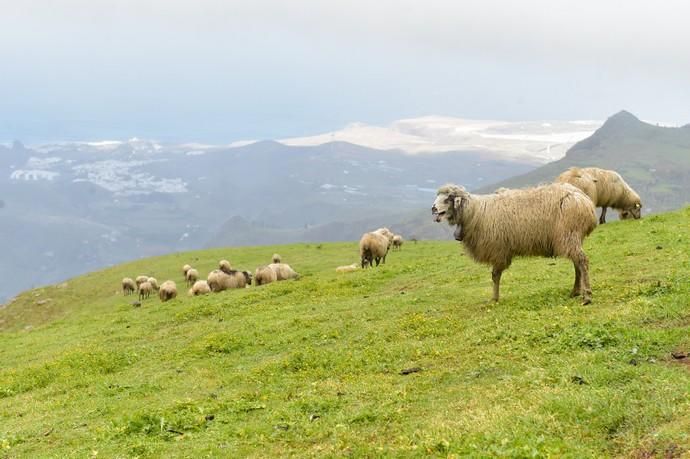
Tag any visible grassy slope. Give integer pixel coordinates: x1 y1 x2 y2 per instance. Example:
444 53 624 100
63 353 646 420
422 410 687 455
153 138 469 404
1 209 690 458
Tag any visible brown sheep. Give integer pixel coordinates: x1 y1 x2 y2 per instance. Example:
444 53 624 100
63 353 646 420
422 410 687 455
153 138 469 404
159 280 177 302
555 167 642 224
359 227 394 268
432 183 597 304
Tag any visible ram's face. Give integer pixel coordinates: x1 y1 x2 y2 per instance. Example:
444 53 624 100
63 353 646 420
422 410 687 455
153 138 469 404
619 202 642 220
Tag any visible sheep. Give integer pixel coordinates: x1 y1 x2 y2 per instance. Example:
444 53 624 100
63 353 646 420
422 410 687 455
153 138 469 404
359 227 394 268
555 167 642 224
159 280 177 302
336 263 359 273
138 281 153 300
272 253 282 264
392 234 404 250
188 280 211 296
208 269 252 292
431 183 597 304
182 264 192 277
135 275 149 289
255 266 278 286
147 277 159 291
185 268 199 287
268 263 300 280
219 259 233 274
122 277 136 295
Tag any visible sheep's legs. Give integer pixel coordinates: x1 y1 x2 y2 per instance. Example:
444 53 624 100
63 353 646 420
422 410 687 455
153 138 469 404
491 267 504 302
570 261 581 297
599 207 607 224
573 249 592 304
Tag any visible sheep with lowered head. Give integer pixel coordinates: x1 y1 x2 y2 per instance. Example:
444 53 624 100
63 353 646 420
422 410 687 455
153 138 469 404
159 280 177 302
272 253 282 264
135 275 149 289
185 268 199 287
188 280 211 296
432 183 597 304
268 263 299 281
555 167 642 224
255 266 278 286
336 263 359 273
122 277 136 295
359 227 394 268
182 264 192 277
392 234 404 250
147 277 159 291
208 269 252 292
138 281 153 300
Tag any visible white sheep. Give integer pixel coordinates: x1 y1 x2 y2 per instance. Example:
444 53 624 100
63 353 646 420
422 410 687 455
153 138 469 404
255 266 278 286
359 227 394 268
555 167 642 224
188 280 211 296
122 277 136 295
268 263 299 281
219 260 233 274
185 268 199 287
138 281 153 300
208 269 252 292
432 183 597 304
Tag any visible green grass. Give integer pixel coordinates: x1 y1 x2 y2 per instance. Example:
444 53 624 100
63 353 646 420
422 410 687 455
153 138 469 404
2 208 690 458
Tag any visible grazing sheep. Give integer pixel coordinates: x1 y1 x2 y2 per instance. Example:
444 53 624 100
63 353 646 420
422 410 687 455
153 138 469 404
268 263 300 281
255 266 278 286
336 263 359 273
208 269 252 292
432 183 597 304
392 234 404 250
182 264 192 277
135 275 149 289
555 167 642 224
219 259 233 274
359 227 394 268
188 280 211 296
147 277 159 291
272 253 282 264
138 281 153 300
159 280 177 302
185 268 199 287
122 277 136 295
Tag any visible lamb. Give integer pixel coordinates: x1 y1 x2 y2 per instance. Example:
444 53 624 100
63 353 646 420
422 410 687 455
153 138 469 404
392 235 404 250
208 269 252 292
188 280 211 296
336 263 359 273
359 227 394 268
272 253 282 264
122 277 136 295
268 263 300 280
135 275 149 289
254 266 278 286
555 167 642 224
219 260 233 274
432 183 597 304
159 280 177 302
147 277 159 291
185 268 199 287
182 264 192 277
138 281 153 300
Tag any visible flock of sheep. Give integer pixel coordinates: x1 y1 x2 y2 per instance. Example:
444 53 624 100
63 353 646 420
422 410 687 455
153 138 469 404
432 166 642 305
119 165 640 307
121 254 300 302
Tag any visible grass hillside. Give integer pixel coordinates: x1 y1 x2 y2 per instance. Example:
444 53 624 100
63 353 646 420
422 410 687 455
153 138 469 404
1 208 690 457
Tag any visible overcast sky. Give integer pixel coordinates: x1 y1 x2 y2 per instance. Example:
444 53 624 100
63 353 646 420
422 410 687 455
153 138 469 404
1 0 689 143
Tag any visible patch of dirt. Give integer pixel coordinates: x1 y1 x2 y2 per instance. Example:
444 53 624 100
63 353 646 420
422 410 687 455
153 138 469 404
632 443 683 459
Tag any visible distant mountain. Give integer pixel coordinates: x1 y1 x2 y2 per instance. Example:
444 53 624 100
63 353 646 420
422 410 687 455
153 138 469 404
0 138 534 302
476 111 690 214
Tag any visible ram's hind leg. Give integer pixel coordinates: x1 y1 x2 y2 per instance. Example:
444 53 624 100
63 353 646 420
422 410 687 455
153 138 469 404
570 261 582 297
599 207 607 224
491 266 504 302
572 248 592 304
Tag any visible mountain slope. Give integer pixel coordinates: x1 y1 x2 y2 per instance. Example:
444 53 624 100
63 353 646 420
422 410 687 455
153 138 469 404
1 207 690 456
477 111 690 214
